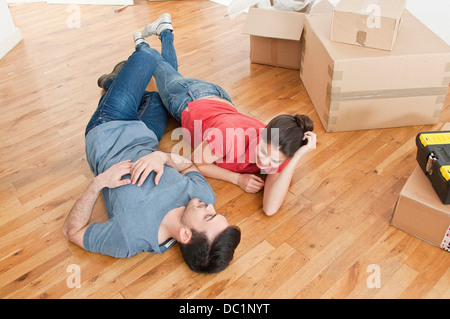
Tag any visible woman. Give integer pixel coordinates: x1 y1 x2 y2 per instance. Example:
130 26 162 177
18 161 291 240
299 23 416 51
130 14 317 216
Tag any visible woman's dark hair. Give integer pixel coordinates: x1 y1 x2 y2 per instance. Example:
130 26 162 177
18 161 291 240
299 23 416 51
263 114 314 158
178 226 241 274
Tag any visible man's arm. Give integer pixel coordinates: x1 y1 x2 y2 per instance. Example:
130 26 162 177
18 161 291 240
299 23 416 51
63 160 132 247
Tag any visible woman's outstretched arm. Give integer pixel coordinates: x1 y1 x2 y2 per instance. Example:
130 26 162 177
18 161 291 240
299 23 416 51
262 132 317 216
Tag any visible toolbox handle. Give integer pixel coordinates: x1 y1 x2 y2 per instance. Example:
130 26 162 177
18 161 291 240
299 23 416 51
426 152 437 175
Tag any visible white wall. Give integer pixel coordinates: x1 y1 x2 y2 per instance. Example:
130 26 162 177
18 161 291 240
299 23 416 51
404 0 450 46
0 0 22 59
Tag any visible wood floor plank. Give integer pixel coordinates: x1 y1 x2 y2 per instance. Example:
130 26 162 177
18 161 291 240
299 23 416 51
216 242 305 299
269 230 357 298
191 240 275 299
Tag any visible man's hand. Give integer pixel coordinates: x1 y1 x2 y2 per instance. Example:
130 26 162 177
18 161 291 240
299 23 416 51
237 173 265 193
131 151 169 186
96 160 133 190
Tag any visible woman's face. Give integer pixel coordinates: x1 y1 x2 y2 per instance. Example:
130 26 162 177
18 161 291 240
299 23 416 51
255 140 288 171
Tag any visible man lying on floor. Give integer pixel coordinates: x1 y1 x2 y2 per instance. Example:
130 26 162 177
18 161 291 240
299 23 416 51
62 20 240 275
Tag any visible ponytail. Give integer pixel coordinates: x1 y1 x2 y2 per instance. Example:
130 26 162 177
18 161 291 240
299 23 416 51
294 114 314 133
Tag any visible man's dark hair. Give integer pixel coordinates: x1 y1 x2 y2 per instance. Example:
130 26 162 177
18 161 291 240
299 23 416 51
263 114 314 158
179 226 241 274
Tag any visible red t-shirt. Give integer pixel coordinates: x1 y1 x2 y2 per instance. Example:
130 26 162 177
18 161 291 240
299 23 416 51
181 99 289 174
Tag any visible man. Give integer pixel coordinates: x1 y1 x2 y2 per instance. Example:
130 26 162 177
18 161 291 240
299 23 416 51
62 18 241 274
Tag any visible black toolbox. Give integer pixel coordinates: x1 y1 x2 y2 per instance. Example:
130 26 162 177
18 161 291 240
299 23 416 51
416 131 450 204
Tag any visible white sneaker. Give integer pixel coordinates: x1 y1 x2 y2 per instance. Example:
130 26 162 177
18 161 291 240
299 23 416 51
142 13 173 37
133 31 146 46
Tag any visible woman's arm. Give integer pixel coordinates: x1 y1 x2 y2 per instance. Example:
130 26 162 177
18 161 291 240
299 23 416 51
193 139 265 193
262 132 317 216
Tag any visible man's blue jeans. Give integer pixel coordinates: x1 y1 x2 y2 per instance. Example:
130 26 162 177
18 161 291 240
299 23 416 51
85 30 233 139
85 40 172 141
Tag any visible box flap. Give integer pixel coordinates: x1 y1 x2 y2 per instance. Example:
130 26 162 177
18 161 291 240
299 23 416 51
243 7 305 41
309 0 334 14
335 0 406 19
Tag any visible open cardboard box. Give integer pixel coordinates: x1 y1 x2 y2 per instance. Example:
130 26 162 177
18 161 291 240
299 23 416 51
391 124 450 251
242 0 334 69
330 0 407 51
300 11 450 132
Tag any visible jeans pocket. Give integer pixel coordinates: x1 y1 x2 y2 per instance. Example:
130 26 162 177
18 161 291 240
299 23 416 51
168 94 191 121
176 79 196 89
212 84 233 103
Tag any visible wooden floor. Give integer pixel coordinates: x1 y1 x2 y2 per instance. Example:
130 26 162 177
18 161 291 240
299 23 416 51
1 1 449 299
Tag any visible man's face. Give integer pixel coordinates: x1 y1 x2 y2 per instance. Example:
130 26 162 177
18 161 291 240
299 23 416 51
181 198 229 241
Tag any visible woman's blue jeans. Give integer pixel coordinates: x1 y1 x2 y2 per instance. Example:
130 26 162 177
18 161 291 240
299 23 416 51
149 30 233 122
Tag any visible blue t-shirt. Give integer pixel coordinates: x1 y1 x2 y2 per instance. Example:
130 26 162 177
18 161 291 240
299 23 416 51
83 120 215 258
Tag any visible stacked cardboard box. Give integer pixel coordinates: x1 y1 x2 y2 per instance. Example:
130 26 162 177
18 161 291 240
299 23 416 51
300 10 450 132
242 0 450 132
330 0 406 51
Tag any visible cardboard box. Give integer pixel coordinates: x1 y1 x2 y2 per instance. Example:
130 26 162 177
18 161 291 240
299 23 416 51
391 165 450 251
243 8 304 69
242 0 333 69
300 12 450 132
330 0 406 51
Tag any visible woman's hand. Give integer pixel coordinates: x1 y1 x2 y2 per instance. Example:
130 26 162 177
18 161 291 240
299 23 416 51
293 131 317 159
131 151 169 186
95 160 133 190
237 173 265 193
